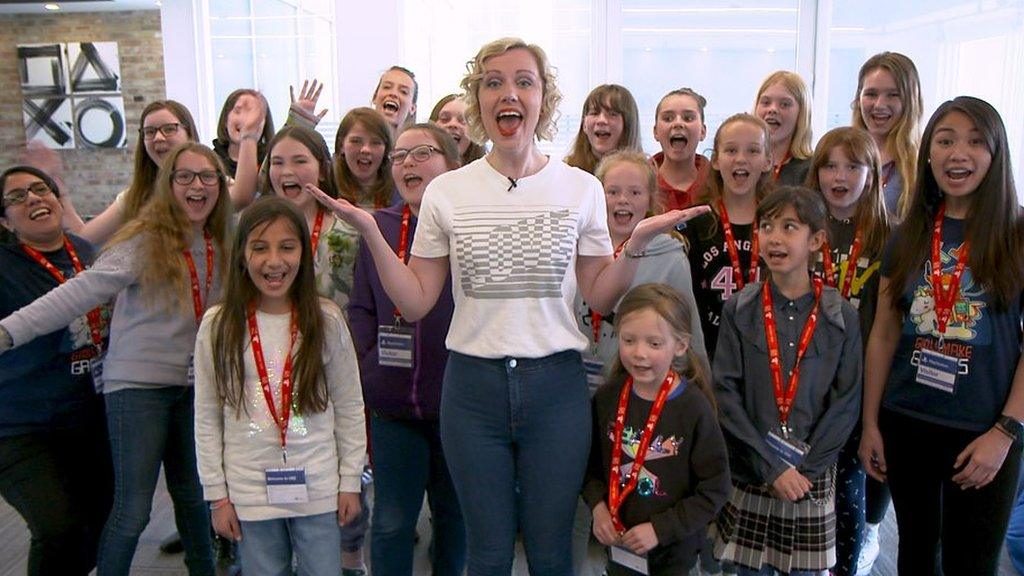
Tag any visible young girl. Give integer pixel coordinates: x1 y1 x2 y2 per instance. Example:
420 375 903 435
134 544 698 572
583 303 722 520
430 94 486 165
348 123 466 575
683 113 773 360
651 87 710 211
583 283 730 576
193 196 366 576
805 126 891 576
565 84 643 174
713 186 862 575
334 108 396 210
858 96 1024 575
572 150 711 575
259 126 369 572
211 88 273 201
851 52 923 221
371 65 418 130
754 71 813 187
0 142 233 575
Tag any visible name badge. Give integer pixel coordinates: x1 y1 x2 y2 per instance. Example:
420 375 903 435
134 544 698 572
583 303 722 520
90 349 106 393
187 353 196 387
265 467 309 504
766 429 810 468
583 355 606 395
378 325 415 369
610 545 649 575
916 348 958 394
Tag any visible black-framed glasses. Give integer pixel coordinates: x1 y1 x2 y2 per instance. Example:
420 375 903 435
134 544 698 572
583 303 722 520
389 144 440 164
2 182 53 207
172 169 221 186
140 122 182 140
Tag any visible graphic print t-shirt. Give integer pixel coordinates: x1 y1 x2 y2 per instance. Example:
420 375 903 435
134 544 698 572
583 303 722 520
412 157 612 358
881 217 1023 431
815 216 882 343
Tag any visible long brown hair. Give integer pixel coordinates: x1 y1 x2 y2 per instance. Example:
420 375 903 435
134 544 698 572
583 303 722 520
886 96 1024 310
429 94 486 164
210 196 328 415
108 142 232 315
124 100 198 221
259 126 340 201
609 283 716 412
565 84 643 174
805 127 892 257
333 107 395 208
851 52 923 220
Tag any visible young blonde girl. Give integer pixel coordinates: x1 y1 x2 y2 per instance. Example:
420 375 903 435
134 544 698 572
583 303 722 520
565 84 643 175
0 142 233 575
851 52 923 220
683 113 773 359
583 283 729 576
753 71 813 186
805 126 891 576
194 197 365 576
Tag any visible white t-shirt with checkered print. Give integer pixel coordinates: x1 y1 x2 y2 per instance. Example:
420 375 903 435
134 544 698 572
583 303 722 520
412 156 613 359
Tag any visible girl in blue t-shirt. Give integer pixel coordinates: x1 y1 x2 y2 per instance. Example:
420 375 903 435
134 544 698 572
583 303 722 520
859 96 1024 575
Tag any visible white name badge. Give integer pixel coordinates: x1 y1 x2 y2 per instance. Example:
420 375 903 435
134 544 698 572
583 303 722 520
265 467 309 504
765 429 810 468
610 545 649 575
378 325 415 368
89 349 106 393
187 353 195 387
583 356 606 395
916 348 958 394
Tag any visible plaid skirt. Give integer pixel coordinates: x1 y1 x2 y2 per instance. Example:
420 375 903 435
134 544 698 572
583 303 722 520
712 465 836 572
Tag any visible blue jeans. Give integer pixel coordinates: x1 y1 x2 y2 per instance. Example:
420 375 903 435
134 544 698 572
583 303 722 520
370 416 465 575
239 511 342 576
440 350 591 576
98 386 214 575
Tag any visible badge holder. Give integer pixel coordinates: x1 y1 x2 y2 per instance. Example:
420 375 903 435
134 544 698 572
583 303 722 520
378 317 414 369
89 346 106 393
582 350 606 394
916 337 958 394
264 460 309 505
610 545 649 575
765 425 810 468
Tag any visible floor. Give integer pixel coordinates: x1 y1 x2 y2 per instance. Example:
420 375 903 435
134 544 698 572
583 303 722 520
0 475 1017 575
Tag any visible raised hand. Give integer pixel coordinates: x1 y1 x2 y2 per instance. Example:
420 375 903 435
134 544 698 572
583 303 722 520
290 78 328 122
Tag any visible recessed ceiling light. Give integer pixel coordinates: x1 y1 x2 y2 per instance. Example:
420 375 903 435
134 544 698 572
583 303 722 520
44 3 60 10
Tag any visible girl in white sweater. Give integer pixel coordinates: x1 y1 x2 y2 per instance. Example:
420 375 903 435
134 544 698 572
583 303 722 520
193 196 366 576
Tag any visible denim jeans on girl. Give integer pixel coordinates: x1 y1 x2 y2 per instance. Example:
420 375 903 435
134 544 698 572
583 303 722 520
440 350 591 576
98 386 214 575
238 511 342 576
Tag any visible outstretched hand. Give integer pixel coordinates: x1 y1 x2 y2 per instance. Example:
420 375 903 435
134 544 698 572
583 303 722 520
630 205 711 250
290 78 328 122
305 184 376 234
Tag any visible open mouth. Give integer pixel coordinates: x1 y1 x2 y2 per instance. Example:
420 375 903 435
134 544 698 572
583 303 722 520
870 111 892 124
382 98 400 114
355 157 374 169
731 169 751 185
830 185 849 196
280 182 302 197
262 271 287 289
946 168 973 181
28 207 52 221
765 249 788 264
593 129 612 140
447 129 462 143
402 173 423 188
185 193 207 209
764 117 781 128
497 110 523 137
669 133 688 151
612 209 634 227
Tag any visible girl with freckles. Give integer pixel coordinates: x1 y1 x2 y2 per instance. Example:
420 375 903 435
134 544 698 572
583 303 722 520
309 37 707 576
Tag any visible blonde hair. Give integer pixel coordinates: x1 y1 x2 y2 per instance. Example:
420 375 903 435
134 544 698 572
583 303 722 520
851 52 923 220
107 142 232 316
754 71 813 160
460 37 562 144
594 150 662 215
805 127 892 257
701 113 774 210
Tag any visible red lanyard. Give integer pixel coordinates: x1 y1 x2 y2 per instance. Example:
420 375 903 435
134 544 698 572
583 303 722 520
183 230 214 325
762 277 822 433
772 151 791 182
931 205 969 342
608 372 676 532
247 304 298 461
21 238 105 350
590 240 628 343
821 229 863 299
309 209 325 255
719 200 759 290
392 204 413 320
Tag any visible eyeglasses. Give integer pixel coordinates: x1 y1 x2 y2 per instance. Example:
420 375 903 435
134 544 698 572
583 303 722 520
140 122 182 140
172 169 221 186
3 182 53 207
389 144 440 164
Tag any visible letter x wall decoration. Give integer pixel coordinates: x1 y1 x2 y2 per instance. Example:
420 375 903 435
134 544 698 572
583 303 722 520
18 42 127 150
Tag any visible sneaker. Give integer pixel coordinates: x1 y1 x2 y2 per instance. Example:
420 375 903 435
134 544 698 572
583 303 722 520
856 523 881 576
159 533 184 554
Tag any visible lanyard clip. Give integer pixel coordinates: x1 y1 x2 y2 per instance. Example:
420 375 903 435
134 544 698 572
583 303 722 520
781 423 791 439
282 448 288 466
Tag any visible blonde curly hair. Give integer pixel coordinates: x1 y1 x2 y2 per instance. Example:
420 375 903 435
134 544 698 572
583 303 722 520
460 37 562 145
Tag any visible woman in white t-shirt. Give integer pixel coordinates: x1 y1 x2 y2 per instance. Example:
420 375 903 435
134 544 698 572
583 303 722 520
309 37 707 575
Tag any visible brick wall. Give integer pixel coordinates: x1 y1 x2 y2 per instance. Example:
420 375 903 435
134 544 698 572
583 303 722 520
0 10 164 217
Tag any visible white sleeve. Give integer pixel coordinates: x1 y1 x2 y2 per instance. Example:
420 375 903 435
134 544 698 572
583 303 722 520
323 302 367 493
193 307 228 501
410 181 451 259
577 175 613 257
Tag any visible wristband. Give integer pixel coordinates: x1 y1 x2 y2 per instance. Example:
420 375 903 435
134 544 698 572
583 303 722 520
996 415 1023 443
209 498 230 511
623 241 646 258
240 133 260 142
